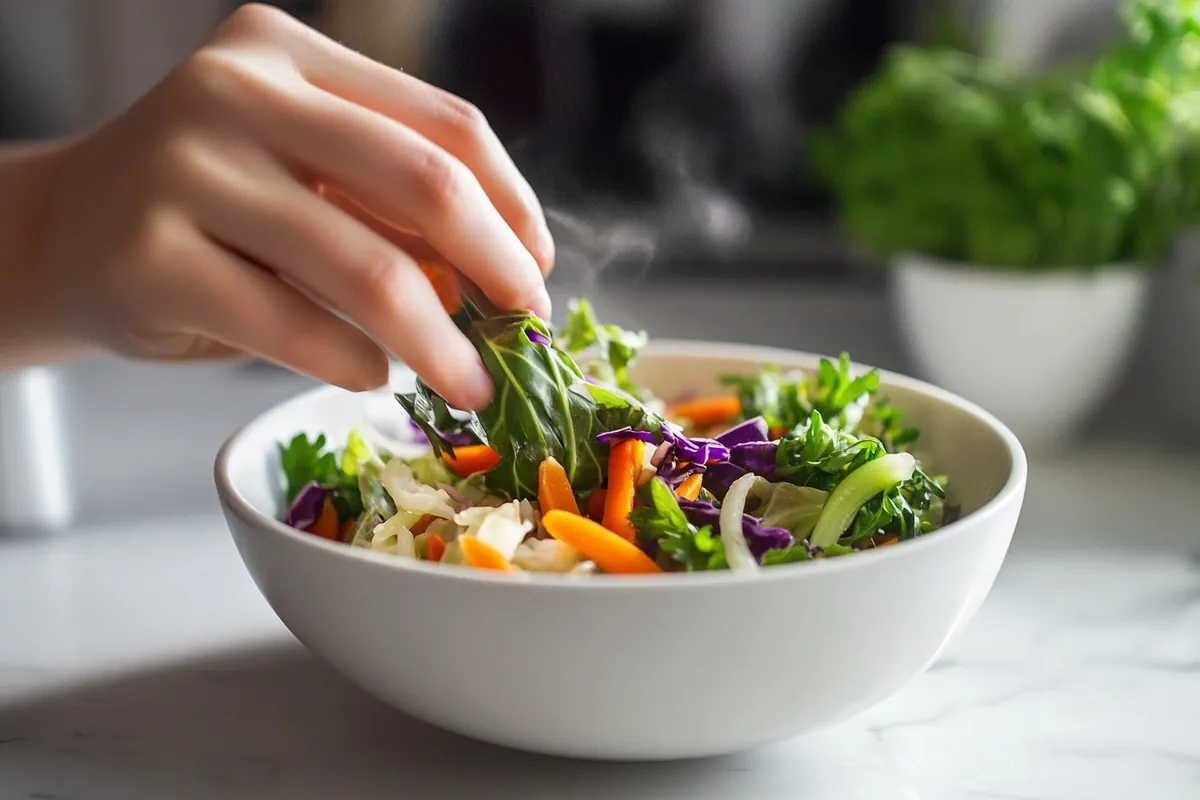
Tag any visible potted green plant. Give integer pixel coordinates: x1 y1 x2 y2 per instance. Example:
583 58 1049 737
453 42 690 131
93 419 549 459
815 0 1200 451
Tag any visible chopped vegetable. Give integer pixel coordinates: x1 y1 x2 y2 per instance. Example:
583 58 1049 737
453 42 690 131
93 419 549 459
279 296 952 577
543 510 662 574
459 535 515 571
310 500 340 541
719 474 761 573
665 396 741 427
602 438 645 541
442 444 502 477
810 453 916 548
538 457 582 515
676 473 703 501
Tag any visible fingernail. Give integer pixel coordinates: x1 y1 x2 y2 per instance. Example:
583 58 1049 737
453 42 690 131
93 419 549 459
460 362 495 410
529 287 553 320
534 224 556 273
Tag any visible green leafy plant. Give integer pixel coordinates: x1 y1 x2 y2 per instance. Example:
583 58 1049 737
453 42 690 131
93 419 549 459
814 0 1200 270
398 301 662 500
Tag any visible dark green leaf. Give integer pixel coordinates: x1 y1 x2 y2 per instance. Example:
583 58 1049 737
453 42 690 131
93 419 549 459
630 479 726 572
398 307 662 500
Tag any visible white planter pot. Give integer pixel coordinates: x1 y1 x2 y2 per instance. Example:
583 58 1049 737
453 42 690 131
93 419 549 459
891 254 1149 452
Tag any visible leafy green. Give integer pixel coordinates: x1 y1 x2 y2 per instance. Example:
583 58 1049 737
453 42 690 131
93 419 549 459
814 0 1200 269
558 298 649 397
720 353 905 439
774 411 946 546
396 381 489 457
398 302 662 500
277 433 363 520
629 479 726 571
757 483 829 540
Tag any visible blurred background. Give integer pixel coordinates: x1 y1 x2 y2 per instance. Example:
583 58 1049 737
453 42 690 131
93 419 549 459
0 0 1196 526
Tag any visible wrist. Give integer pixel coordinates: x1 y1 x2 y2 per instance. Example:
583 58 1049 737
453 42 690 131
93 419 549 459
0 138 96 367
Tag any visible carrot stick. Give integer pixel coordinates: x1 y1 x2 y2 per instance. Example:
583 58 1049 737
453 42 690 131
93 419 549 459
442 444 502 477
418 262 463 314
310 500 340 541
586 488 607 521
410 514 436 535
877 536 900 548
666 395 741 426
676 474 703 501
538 457 581 515
426 533 446 562
459 535 514 571
602 439 644 541
542 510 662 575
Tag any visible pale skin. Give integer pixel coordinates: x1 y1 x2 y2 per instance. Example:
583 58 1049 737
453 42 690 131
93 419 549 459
0 4 555 410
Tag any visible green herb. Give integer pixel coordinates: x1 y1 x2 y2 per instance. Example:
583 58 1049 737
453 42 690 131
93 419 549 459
629 479 726 571
398 302 662 500
721 354 895 435
814 0 1200 269
558 298 649 398
277 432 364 521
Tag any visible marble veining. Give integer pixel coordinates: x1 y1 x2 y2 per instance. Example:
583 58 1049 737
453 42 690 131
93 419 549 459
1 446 1199 799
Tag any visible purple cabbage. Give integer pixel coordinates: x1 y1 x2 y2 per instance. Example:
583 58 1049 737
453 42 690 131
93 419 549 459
702 461 749 498
715 416 769 448
596 427 659 445
526 329 551 346
677 499 794 559
729 441 778 477
662 425 729 464
408 417 476 447
283 482 330 531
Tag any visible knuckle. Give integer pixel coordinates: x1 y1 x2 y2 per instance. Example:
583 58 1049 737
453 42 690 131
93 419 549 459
177 49 291 114
439 95 490 144
409 150 470 213
351 250 404 316
220 2 294 38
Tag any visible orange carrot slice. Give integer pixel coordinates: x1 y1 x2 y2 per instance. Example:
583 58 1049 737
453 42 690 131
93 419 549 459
459 535 514 571
310 500 340 541
542 510 661 575
666 395 741 426
418 262 463 313
426 533 446 562
602 438 644 541
442 444 502 477
676 473 703 501
538 457 581 515
586 488 607 521
877 536 900 548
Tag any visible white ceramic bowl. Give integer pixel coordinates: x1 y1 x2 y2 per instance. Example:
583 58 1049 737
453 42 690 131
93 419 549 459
215 341 1027 760
892 254 1149 451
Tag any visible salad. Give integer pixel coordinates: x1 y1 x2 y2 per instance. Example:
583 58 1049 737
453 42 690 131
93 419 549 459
277 298 953 576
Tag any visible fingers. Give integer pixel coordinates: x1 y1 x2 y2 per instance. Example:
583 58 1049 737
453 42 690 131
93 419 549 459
160 229 390 392
180 155 494 409
263 87 551 320
295 37 555 275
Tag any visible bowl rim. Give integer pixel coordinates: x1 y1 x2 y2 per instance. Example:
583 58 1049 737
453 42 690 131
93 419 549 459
214 340 1027 591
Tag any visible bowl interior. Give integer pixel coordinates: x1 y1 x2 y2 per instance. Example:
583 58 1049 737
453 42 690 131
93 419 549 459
224 341 1019 536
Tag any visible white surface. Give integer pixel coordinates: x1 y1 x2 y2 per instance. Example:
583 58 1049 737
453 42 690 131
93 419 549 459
892 255 1149 451
2 442 1197 799
215 342 1025 759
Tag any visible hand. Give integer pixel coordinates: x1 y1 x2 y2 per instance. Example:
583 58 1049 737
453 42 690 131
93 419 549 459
36 4 553 409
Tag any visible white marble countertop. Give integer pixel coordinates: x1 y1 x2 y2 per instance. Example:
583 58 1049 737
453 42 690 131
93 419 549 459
1 442 1199 800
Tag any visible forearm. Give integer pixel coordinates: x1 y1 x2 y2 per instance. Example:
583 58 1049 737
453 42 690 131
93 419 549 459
0 140 97 368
